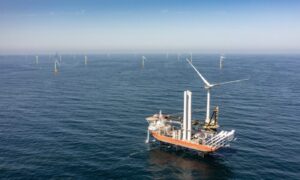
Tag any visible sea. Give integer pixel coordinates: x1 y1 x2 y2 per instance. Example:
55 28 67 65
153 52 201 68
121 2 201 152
0 54 299 179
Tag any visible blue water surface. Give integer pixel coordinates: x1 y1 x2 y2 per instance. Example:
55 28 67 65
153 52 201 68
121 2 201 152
0 54 299 179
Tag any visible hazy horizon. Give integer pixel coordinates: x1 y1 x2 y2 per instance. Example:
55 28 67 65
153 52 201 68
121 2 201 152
1 0 300 54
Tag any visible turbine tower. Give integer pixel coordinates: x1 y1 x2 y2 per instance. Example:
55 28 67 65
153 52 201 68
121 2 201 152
85 55 88 65
220 55 225 69
54 60 59 73
35 55 39 64
186 59 248 126
54 54 60 74
142 56 146 68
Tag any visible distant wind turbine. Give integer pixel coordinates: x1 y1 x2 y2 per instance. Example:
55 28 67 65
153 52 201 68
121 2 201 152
85 55 88 65
54 54 60 74
35 55 39 64
142 56 146 68
54 60 59 73
220 55 225 69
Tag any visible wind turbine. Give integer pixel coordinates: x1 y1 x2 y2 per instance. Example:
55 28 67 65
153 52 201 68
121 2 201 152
35 55 39 64
190 52 193 62
54 60 59 73
54 54 60 74
186 59 248 125
84 55 88 65
220 55 225 69
142 56 146 68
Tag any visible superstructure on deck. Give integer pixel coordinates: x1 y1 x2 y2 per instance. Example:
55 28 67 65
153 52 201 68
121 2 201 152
146 91 235 153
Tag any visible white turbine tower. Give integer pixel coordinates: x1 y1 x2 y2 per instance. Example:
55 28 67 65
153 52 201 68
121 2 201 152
54 55 60 74
186 59 248 124
54 60 59 73
35 55 39 64
220 55 225 69
142 56 146 67
85 55 88 65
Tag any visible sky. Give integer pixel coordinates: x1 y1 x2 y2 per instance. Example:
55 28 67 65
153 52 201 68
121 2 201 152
0 0 300 54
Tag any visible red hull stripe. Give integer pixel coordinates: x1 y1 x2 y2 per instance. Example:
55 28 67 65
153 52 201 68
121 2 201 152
152 132 216 152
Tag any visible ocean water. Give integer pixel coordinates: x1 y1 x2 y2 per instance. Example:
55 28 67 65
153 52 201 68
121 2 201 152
0 54 299 179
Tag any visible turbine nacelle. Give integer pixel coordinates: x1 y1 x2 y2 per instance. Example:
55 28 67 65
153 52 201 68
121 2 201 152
204 85 212 89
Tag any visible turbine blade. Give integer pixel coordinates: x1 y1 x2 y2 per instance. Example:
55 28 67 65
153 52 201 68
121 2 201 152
186 59 211 87
212 78 249 86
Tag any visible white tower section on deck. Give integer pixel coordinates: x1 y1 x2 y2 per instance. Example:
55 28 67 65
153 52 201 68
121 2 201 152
205 89 211 124
183 90 192 141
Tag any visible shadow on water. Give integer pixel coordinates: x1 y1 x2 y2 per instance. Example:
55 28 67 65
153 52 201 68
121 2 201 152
147 145 233 180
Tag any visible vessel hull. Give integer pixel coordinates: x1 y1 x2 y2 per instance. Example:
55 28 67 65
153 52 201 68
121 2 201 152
151 131 216 153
